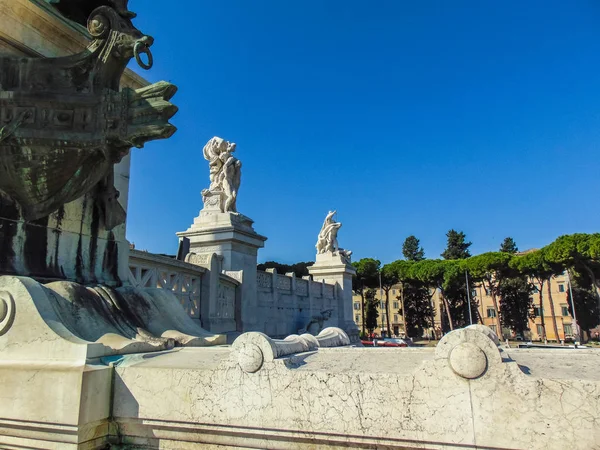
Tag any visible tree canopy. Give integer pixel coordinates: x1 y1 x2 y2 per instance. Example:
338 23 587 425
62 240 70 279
441 229 472 260
402 235 425 261
500 237 519 254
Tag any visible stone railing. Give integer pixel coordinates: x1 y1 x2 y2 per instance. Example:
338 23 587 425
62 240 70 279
231 327 351 373
129 250 241 333
257 270 336 299
128 250 205 319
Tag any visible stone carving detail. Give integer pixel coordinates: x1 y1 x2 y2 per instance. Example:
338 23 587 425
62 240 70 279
185 253 210 266
296 279 309 297
0 291 16 336
315 210 352 263
201 137 242 213
216 282 235 318
0 0 178 229
257 271 272 289
223 271 242 283
276 275 291 291
298 309 332 335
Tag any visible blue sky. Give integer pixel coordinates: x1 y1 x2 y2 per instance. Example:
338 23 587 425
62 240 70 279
125 0 600 264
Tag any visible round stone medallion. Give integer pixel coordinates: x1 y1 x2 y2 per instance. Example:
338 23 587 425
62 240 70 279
238 343 264 373
449 342 487 379
0 291 16 336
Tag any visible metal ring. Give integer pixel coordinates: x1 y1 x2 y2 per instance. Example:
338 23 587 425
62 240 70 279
134 41 153 70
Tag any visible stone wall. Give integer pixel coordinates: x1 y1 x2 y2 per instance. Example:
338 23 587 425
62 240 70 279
256 269 338 337
127 251 341 338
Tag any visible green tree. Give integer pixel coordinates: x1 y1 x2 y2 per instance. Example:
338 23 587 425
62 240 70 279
441 260 478 331
398 238 428 337
511 250 560 341
364 288 380 334
500 237 519 254
400 281 433 338
466 252 513 335
566 276 600 340
257 261 314 277
381 263 399 337
441 229 472 260
440 230 472 331
402 235 425 261
352 258 381 335
497 276 535 337
544 233 600 324
410 259 455 331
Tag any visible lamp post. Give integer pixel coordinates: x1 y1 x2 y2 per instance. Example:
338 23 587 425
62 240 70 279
565 269 580 344
379 270 384 337
465 270 473 325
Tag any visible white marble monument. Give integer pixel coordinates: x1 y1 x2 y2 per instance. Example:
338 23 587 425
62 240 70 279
309 211 359 342
178 137 267 333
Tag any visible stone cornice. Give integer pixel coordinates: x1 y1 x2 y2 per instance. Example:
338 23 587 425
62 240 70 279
129 249 206 274
0 0 147 89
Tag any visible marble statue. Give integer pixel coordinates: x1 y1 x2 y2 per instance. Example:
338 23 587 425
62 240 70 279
202 136 242 212
316 211 352 262
298 309 333 335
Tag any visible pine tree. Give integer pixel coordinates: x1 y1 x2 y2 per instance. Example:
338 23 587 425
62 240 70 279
402 236 425 261
500 237 519 254
441 230 472 260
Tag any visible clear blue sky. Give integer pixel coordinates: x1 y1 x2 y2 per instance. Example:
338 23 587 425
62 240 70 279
125 0 600 264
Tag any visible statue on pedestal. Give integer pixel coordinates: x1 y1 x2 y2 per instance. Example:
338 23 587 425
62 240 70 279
201 137 242 213
316 211 352 263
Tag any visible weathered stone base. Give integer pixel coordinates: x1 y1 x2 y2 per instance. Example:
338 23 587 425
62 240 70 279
1 325 599 450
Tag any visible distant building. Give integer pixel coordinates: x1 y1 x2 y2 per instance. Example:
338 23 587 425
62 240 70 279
353 270 575 342
476 272 574 342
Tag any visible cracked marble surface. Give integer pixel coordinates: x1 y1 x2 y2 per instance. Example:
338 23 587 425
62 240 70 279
111 329 600 450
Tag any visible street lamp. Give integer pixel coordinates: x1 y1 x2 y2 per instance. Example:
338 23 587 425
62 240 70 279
379 269 384 338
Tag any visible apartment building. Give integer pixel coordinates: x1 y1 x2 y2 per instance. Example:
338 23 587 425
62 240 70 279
352 285 407 337
353 273 575 342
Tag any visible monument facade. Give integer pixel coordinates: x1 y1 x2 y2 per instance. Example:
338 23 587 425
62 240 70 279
1 3 598 450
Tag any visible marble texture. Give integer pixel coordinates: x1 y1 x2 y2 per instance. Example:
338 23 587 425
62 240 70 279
108 326 600 450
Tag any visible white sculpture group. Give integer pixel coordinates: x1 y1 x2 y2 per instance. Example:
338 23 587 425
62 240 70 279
315 210 352 263
202 136 242 212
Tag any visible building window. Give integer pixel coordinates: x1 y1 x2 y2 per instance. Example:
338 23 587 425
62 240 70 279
393 301 399 309
484 288 490 296
533 285 539 293
354 302 360 310
534 306 542 317
394 314 398 322
355 315 360 323
563 324 573 336
537 324 544 337
471 289 477 297
487 308 496 318
561 305 569 316
380 301 385 309
392 289 396 295
382 313 386 322
558 284 565 293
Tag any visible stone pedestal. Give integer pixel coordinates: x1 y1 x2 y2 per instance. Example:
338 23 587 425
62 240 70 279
177 205 267 332
308 252 359 342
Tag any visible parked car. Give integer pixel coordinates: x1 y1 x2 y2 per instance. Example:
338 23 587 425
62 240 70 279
360 338 408 347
